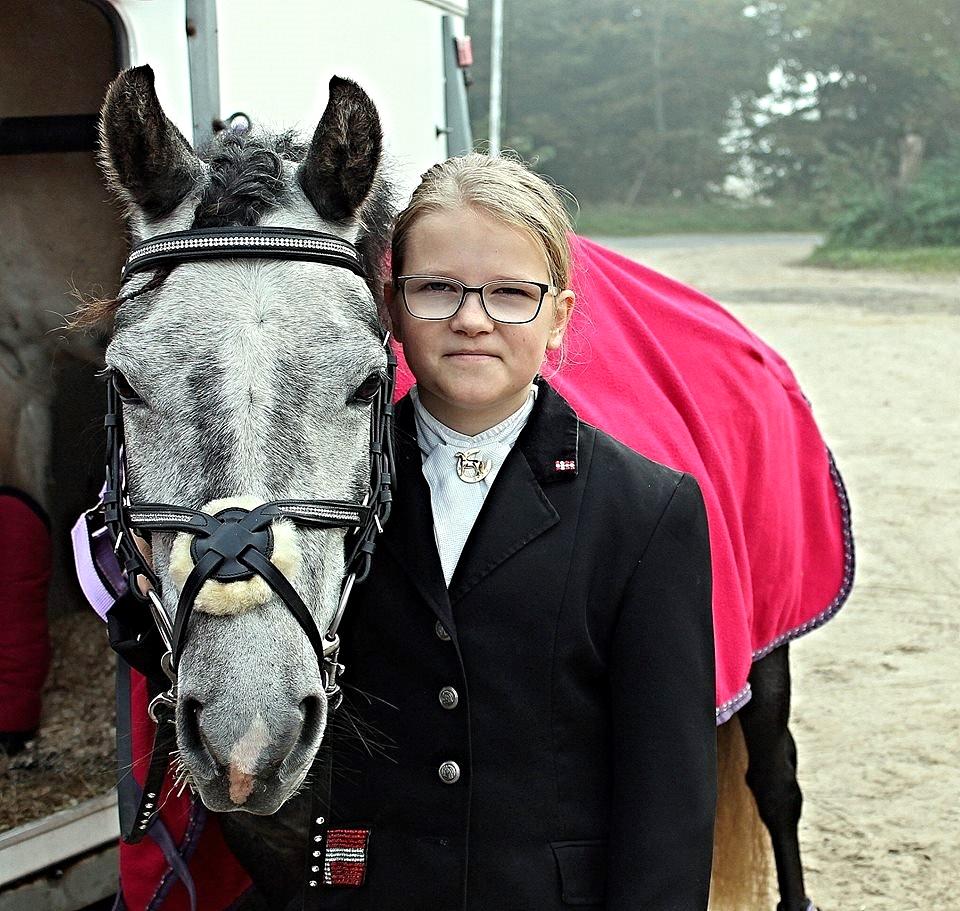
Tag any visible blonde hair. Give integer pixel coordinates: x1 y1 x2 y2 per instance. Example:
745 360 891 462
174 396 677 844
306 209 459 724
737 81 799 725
391 153 574 290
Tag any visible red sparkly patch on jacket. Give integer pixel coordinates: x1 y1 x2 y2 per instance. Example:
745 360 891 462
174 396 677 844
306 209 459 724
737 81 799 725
324 828 370 887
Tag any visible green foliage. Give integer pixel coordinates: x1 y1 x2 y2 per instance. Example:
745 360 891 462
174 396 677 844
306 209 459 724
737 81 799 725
464 0 960 246
820 147 960 248
743 0 960 196
466 0 773 203
805 246 960 273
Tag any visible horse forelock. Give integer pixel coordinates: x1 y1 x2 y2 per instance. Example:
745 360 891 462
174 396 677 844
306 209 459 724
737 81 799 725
190 129 393 269
192 131 291 229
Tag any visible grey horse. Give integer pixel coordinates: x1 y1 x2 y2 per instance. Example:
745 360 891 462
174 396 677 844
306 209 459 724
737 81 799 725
95 65 392 906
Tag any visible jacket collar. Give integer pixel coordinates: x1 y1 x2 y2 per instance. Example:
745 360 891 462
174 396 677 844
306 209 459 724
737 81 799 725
383 379 580 617
382 418 453 629
514 376 580 483
394 377 580 484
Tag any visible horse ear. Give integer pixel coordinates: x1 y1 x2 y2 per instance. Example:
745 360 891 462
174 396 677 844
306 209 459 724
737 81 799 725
98 65 201 220
299 76 382 221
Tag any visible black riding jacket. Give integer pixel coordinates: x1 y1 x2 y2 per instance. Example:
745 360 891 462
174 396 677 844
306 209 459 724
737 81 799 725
319 379 717 910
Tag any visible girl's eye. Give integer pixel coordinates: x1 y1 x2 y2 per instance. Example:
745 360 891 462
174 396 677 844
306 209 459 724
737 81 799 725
424 281 457 293
111 370 144 405
491 283 540 300
350 371 384 405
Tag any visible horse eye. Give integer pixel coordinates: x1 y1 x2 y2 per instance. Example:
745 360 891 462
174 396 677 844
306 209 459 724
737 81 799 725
350 371 383 405
111 370 144 405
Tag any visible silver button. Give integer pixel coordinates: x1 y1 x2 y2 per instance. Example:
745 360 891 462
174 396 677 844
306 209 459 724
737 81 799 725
438 686 459 710
438 760 461 784
435 620 451 641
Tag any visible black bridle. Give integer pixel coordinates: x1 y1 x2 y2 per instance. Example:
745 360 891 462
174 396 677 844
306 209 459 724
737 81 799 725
103 227 396 843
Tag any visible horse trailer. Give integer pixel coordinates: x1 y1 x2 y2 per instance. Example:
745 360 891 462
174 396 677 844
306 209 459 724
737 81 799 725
0 2 472 908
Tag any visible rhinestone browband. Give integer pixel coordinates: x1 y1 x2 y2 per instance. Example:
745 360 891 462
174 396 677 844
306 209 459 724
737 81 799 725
121 227 365 282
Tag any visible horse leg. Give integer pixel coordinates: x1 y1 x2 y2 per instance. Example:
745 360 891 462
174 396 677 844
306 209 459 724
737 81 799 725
739 644 816 911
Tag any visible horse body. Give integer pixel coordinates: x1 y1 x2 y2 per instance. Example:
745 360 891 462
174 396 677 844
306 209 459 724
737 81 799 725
92 66 846 911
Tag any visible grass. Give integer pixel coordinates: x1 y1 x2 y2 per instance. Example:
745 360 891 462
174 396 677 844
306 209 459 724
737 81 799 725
804 245 960 274
573 199 822 236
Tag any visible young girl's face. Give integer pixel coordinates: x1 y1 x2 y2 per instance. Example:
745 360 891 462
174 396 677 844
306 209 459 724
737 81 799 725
389 206 574 434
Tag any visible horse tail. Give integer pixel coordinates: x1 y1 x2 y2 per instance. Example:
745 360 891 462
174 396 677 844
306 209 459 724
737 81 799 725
709 715 771 910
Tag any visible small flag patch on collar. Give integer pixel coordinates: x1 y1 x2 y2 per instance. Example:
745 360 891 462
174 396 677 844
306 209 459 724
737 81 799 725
324 828 370 887
554 459 576 472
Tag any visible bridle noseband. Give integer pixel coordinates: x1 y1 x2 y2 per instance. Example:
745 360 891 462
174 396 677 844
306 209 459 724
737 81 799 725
104 226 396 724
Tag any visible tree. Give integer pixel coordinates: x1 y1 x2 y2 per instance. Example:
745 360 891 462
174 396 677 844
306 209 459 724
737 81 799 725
742 0 960 195
466 0 773 203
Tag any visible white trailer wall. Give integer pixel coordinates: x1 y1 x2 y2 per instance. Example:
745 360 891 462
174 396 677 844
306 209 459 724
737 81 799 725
109 0 470 198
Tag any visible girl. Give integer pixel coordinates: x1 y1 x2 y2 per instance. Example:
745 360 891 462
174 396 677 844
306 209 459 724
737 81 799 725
323 153 717 910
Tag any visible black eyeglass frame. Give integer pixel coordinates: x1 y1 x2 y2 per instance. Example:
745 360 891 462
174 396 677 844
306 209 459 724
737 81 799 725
395 274 559 325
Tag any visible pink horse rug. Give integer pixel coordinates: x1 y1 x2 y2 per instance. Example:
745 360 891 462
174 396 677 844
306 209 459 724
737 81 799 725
99 236 853 909
394 234 854 721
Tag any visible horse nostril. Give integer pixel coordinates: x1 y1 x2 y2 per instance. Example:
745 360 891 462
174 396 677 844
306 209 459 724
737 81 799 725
182 696 202 739
299 695 323 745
180 697 220 776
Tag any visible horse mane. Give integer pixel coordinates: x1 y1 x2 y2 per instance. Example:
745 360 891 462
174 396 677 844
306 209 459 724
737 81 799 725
72 128 395 330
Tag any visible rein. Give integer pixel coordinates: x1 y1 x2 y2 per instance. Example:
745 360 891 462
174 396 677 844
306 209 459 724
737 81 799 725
102 226 396 845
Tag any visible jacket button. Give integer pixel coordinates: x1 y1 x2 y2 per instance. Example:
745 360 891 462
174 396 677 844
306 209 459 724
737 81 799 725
438 686 459 710
435 620 451 641
438 760 461 784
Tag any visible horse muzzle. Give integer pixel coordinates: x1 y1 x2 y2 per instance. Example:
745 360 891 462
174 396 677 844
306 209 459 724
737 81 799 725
177 688 327 813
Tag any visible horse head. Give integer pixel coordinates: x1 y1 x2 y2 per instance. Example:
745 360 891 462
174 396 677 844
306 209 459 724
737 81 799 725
98 65 394 814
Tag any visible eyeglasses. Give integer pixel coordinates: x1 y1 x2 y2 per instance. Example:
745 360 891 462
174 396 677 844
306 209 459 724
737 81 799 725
396 275 558 324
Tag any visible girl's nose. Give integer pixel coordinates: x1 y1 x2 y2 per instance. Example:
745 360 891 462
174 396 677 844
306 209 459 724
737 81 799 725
449 290 494 335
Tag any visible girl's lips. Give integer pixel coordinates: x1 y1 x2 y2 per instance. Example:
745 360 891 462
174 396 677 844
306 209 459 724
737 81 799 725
445 351 497 358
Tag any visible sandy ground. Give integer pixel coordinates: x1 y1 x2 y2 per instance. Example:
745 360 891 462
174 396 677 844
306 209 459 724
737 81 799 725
597 234 959 911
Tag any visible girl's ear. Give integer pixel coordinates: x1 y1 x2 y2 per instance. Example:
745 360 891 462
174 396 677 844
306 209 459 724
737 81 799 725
546 289 575 351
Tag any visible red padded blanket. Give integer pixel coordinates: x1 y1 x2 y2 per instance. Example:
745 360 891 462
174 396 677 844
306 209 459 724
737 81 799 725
0 487 52 733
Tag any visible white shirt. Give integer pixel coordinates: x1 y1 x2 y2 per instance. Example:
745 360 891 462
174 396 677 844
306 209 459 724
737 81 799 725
410 384 537 586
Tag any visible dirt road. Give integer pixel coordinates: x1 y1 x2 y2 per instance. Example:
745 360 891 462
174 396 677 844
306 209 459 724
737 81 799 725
598 234 959 910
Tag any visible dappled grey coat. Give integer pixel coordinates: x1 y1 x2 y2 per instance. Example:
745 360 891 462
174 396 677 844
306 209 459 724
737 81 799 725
323 379 716 910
